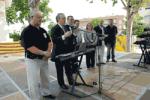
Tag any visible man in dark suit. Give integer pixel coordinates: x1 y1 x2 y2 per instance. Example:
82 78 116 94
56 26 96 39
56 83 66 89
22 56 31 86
105 19 118 62
64 16 79 74
94 19 106 64
64 16 77 53
51 13 73 89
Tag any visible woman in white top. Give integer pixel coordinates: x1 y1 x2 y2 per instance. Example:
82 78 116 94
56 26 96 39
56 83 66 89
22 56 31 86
84 23 97 68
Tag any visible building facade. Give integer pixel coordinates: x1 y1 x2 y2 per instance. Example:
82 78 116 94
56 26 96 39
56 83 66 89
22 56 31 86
79 15 125 35
139 3 150 26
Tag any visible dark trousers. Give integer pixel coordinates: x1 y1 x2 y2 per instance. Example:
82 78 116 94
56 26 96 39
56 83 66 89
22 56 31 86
86 51 95 68
55 60 73 86
106 41 116 60
71 58 78 73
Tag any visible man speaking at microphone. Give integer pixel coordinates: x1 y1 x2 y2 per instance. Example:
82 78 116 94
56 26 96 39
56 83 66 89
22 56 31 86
51 13 74 89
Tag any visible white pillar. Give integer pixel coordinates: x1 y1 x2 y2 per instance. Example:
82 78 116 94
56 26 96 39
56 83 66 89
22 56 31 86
0 0 9 42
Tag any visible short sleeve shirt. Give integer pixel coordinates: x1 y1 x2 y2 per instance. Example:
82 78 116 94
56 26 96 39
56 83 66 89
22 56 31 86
20 24 51 58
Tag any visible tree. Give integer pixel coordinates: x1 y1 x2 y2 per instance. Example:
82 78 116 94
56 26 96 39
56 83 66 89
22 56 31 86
118 0 150 52
91 18 100 27
6 0 29 24
6 0 52 24
87 0 150 52
48 21 55 36
132 14 145 36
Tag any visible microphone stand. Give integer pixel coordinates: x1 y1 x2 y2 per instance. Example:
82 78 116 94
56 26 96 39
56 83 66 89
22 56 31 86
95 34 114 99
96 34 103 94
79 29 105 94
75 28 113 99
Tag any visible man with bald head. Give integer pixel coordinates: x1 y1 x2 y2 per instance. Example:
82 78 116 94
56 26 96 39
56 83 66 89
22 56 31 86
20 10 55 100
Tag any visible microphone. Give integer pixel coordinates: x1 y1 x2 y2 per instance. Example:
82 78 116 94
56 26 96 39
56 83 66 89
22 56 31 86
78 28 106 38
78 28 96 34
71 26 108 38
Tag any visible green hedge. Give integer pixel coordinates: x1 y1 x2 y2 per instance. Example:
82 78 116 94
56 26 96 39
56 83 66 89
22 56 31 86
9 32 21 41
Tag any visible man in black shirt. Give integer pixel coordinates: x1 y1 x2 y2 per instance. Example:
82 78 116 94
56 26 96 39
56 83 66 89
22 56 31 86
20 10 55 100
64 16 79 75
105 19 118 62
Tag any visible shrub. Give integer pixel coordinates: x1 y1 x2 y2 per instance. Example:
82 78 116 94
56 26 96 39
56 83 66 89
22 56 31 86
48 22 55 36
9 31 21 41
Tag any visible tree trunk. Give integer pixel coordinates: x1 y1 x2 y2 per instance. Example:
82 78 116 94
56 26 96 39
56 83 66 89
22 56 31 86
28 0 40 22
126 10 134 52
28 0 40 11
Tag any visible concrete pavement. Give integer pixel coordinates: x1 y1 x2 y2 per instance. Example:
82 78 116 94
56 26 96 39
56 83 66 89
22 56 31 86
0 52 150 100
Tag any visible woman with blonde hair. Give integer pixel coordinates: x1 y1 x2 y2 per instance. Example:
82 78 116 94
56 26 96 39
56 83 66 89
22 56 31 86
84 23 97 68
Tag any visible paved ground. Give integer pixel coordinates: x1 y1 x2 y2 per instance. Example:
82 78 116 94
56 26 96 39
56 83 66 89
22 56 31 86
0 52 150 100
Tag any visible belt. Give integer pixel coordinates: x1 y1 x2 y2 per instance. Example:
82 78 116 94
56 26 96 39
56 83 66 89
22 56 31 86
25 52 43 59
26 56 43 59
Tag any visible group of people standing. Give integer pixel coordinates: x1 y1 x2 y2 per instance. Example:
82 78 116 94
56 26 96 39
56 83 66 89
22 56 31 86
94 19 118 63
20 10 118 100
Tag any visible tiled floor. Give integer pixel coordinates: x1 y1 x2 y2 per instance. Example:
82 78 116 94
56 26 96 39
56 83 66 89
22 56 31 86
0 52 150 100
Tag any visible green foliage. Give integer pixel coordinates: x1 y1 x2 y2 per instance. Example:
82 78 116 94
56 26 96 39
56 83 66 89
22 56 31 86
91 18 100 27
48 22 55 36
6 0 52 24
123 14 145 35
132 14 145 36
9 31 21 41
39 0 53 22
100 0 118 6
101 0 150 9
6 0 29 24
